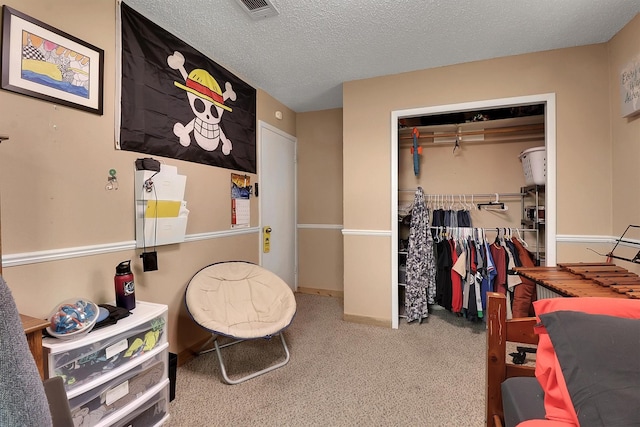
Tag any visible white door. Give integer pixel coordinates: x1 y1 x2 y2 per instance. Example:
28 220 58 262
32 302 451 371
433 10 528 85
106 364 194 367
259 121 297 290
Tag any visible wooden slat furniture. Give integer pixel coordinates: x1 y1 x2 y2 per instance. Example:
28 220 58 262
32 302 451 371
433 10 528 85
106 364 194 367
20 314 50 380
486 292 537 427
515 263 636 299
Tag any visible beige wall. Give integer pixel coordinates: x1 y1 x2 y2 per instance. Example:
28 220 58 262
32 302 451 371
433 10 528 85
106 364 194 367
0 0 295 355
297 109 343 224
343 43 617 324
257 89 296 137
610 14 640 234
296 109 344 294
399 140 544 231
607 14 640 276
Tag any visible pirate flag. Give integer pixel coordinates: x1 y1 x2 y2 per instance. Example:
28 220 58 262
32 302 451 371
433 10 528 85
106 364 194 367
118 2 256 173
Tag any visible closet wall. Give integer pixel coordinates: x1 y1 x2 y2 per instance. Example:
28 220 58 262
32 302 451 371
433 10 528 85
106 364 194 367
398 119 543 232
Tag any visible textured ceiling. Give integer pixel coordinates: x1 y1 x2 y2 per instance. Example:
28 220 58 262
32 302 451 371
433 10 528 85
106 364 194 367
124 0 640 113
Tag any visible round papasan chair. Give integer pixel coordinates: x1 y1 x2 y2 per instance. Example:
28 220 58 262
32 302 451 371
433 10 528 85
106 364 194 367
184 261 297 384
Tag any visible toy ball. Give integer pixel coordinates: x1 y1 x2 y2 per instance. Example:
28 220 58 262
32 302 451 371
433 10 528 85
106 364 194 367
47 298 99 339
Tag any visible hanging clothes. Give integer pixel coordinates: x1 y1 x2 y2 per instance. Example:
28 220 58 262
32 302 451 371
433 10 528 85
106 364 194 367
450 239 463 314
511 237 538 317
457 209 472 227
435 238 453 310
432 208 445 227
405 187 436 322
489 241 508 295
481 239 497 314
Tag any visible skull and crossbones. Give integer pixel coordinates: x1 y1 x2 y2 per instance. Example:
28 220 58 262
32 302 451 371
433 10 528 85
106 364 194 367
168 51 236 154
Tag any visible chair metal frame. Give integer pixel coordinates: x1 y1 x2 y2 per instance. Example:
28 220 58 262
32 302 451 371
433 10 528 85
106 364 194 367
197 332 291 385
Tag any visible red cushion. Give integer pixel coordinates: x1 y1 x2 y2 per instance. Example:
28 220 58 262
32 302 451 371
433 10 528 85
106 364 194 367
517 420 574 427
532 297 640 426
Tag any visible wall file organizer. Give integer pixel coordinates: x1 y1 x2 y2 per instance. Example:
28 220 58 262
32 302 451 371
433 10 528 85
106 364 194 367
135 164 188 248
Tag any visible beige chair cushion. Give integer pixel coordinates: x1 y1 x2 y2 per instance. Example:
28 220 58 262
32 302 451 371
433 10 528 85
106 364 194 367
185 262 296 339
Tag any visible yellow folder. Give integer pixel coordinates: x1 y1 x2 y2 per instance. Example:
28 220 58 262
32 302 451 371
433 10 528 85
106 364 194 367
145 200 182 218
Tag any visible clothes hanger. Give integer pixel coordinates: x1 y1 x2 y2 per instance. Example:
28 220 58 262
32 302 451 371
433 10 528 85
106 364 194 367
478 193 508 211
464 194 472 212
515 228 529 247
453 126 461 154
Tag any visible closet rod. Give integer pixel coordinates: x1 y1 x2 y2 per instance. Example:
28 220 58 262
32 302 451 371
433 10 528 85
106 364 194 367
428 226 538 232
398 190 524 198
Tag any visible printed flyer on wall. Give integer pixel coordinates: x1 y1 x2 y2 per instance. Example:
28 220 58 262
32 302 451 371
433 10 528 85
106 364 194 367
231 173 250 228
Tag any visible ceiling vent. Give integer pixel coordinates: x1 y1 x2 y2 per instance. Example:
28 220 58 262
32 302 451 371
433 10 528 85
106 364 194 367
234 0 279 20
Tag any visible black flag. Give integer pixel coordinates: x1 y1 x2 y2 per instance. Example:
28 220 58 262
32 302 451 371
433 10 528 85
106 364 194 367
119 2 256 173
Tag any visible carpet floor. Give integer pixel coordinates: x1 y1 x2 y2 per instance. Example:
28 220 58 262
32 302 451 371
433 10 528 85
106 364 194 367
166 293 487 426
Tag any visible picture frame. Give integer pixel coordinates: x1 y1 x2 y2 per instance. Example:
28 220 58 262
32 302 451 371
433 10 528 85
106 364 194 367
620 56 640 118
1 6 104 115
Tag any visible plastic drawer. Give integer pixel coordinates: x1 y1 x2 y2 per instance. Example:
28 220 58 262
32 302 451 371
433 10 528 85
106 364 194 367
112 379 169 427
68 345 168 426
43 301 167 394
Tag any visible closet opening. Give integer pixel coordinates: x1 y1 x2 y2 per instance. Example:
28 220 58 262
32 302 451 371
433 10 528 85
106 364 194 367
390 94 556 329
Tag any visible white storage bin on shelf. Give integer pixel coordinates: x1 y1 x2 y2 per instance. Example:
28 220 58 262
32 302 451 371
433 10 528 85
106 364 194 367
43 301 168 398
519 146 546 185
68 344 168 427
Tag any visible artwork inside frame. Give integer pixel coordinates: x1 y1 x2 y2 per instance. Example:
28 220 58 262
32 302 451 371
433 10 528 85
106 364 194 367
620 55 640 118
1 5 104 115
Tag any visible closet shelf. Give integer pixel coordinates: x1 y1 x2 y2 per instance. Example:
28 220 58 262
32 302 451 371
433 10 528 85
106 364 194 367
522 184 545 194
521 219 545 228
399 115 544 146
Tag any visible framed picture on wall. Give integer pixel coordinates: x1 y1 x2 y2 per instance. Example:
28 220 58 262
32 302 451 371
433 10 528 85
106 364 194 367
1 6 104 115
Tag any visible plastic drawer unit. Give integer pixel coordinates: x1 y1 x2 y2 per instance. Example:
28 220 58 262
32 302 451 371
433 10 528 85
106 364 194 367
111 378 170 427
68 344 168 426
42 301 168 398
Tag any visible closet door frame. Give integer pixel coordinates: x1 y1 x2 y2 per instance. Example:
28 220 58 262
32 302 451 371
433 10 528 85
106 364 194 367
390 93 556 329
